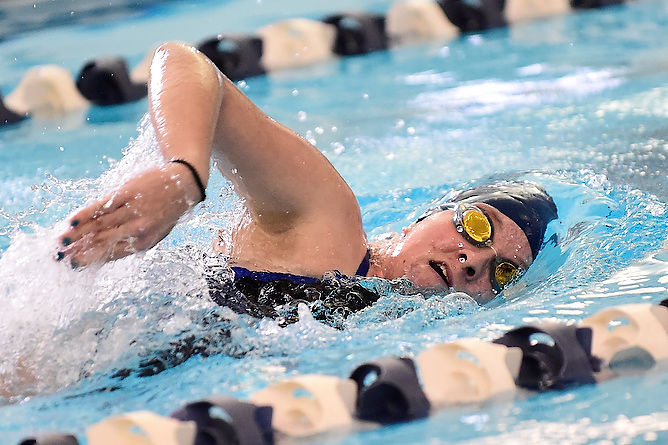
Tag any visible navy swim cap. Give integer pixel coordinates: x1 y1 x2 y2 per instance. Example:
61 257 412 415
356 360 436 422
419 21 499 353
450 181 558 260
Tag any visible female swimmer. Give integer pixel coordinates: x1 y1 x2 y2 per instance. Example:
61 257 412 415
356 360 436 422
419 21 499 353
57 42 557 306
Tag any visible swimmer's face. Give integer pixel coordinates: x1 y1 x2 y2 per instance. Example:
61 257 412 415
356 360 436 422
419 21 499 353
388 203 533 304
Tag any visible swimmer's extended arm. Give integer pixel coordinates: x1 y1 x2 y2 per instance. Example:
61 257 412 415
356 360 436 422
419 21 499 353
58 42 364 267
58 43 222 265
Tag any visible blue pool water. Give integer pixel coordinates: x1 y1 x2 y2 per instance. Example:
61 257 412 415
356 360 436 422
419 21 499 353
1 0 667 443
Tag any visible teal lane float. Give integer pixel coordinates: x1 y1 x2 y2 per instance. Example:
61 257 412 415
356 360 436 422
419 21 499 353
18 298 668 444
0 0 635 126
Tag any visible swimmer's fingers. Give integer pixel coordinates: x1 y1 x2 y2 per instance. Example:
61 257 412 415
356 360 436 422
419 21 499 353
57 165 196 266
60 200 138 248
69 189 130 227
59 169 168 247
59 190 134 247
62 219 170 266
70 238 138 267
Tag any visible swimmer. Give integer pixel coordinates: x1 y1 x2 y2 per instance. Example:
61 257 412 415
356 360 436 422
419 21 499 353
56 41 557 306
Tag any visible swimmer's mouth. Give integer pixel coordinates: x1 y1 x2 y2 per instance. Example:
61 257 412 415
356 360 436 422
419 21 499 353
429 261 450 287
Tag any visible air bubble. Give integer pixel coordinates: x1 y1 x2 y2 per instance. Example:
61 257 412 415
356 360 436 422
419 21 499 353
457 227 464 233
331 142 345 155
458 242 464 248
459 257 466 263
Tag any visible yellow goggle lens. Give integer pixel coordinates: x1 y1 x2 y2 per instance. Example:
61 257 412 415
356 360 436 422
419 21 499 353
495 262 519 288
462 209 492 243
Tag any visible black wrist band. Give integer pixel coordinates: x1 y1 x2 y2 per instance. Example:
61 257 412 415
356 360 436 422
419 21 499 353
169 159 206 202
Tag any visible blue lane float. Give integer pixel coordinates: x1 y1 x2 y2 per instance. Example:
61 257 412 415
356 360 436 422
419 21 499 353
570 0 625 8
349 356 430 424
436 0 507 32
196 34 265 81
322 12 388 56
170 397 274 445
75 57 147 106
493 323 600 390
18 433 79 445
0 92 27 125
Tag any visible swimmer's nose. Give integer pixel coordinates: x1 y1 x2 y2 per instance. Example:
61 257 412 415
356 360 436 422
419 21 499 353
456 250 493 286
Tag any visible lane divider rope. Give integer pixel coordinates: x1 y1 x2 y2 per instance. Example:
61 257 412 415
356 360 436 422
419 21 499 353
19 298 668 444
0 0 629 126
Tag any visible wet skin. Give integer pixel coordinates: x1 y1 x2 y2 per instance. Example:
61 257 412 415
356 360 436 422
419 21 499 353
371 203 533 303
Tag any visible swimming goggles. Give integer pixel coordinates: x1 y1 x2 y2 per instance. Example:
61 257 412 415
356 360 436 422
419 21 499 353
452 203 523 292
419 203 523 292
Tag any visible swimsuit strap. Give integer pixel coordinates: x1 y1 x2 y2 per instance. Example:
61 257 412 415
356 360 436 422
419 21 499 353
355 249 371 277
231 266 321 285
231 248 370 284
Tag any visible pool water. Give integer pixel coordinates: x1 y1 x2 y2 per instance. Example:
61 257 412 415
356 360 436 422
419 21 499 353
1 0 667 443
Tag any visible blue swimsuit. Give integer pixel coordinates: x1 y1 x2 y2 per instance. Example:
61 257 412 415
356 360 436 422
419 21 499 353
206 250 377 328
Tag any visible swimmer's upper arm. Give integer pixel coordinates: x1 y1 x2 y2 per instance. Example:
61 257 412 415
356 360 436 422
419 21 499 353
211 63 359 233
150 42 360 234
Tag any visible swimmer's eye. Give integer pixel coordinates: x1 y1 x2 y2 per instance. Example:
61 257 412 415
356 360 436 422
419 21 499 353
462 208 492 243
453 204 494 247
493 261 522 292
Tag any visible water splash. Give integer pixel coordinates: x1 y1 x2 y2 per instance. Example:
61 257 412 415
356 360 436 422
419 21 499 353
0 116 241 398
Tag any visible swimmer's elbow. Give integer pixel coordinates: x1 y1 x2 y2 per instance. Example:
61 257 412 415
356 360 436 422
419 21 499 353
150 41 224 94
154 41 208 66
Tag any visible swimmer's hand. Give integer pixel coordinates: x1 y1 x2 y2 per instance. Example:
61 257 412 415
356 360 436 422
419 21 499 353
57 163 202 267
